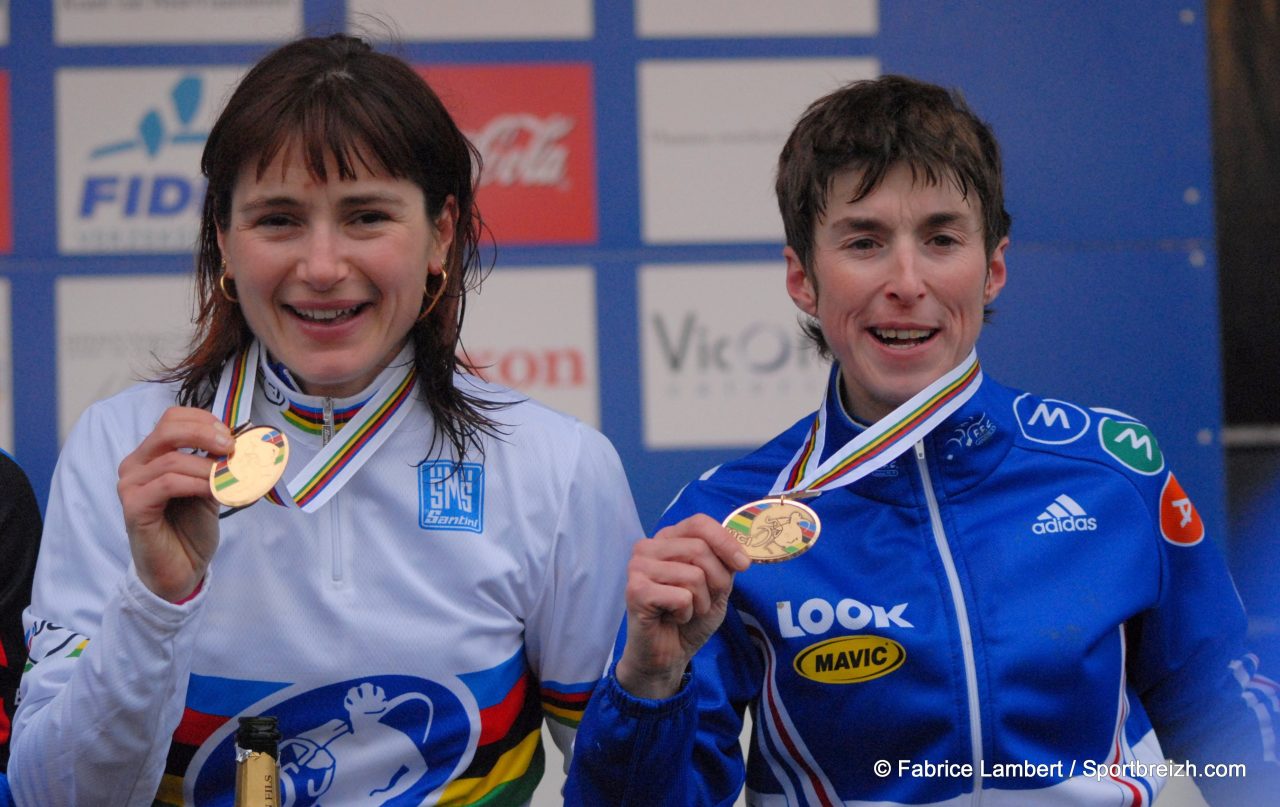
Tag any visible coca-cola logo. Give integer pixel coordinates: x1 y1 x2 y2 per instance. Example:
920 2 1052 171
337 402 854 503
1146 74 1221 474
421 63 596 243
467 114 572 189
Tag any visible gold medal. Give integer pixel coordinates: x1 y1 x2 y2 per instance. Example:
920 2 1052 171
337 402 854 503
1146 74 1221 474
722 497 821 563
209 425 289 508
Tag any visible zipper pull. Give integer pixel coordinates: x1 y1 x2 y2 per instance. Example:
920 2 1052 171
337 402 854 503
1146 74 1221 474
915 441 925 459
322 397 334 446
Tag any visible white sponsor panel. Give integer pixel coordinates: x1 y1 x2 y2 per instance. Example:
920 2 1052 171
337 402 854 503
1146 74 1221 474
0 1 8 47
57 274 194 442
55 0 300 45
349 0 592 40
639 58 879 244
462 266 599 427
0 278 10 452
58 67 243 255
637 0 877 38
640 263 828 448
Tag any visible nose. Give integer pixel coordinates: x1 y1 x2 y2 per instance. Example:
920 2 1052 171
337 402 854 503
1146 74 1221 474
295 225 347 290
884 246 926 302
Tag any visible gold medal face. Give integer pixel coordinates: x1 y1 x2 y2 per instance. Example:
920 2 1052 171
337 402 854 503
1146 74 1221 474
210 426 289 508
722 498 821 562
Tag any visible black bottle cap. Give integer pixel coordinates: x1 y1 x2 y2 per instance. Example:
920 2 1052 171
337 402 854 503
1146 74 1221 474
236 716 281 755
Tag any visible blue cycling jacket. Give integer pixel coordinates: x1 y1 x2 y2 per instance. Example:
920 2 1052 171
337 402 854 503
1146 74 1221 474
568 369 1279 806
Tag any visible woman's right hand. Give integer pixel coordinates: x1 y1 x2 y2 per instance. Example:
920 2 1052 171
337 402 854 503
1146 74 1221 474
615 513 751 699
116 407 234 603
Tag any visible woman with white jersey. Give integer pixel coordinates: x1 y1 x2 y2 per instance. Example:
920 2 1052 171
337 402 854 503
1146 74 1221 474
11 34 641 807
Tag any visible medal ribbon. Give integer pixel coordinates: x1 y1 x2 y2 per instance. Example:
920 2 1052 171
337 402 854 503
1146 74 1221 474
212 340 258 429
771 350 983 497
211 339 418 513
286 367 416 511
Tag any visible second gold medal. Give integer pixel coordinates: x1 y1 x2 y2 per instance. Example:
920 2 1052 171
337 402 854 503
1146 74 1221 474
722 497 821 563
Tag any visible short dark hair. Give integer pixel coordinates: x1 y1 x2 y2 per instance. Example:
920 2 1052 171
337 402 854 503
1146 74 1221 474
775 75 1011 354
164 34 504 461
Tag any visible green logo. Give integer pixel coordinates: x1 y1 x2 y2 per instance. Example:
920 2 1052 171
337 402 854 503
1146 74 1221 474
1099 418 1164 475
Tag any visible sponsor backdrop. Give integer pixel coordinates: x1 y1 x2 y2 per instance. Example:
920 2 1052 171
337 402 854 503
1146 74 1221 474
0 3 1244 805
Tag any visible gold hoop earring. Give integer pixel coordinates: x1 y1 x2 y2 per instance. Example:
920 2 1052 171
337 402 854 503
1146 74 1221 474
218 263 238 304
417 269 449 322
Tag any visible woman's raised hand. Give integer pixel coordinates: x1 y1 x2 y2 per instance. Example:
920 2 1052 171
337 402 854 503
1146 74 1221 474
615 513 751 699
116 407 234 602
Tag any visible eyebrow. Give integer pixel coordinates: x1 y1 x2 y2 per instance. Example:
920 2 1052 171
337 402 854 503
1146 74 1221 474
830 216 888 234
829 210 976 232
236 191 411 213
237 195 300 213
337 193 411 209
921 211 973 229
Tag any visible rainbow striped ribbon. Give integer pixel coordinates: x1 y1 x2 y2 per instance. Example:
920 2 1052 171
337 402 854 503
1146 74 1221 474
285 366 416 512
210 340 419 513
212 340 258 429
771 350 983 498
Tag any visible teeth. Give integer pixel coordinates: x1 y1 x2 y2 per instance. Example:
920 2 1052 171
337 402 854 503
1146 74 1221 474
295 306 359 322
874 328 932 340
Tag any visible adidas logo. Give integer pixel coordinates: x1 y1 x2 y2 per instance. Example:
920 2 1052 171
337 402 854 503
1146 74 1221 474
1032 494 1098 534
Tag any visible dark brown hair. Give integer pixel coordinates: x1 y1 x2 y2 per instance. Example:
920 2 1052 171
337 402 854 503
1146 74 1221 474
776 75 1011 355
164 34 504 461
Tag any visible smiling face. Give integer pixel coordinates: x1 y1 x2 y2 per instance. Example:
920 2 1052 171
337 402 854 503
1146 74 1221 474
785 162 1007 423
218 147 455 399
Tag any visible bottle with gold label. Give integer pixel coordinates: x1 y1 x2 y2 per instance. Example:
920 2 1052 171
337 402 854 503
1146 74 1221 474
234 716 281 807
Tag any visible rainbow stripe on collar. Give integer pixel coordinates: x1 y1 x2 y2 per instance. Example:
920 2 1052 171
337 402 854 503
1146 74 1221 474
281 399 364 436
775 351 983 498
288 367 417 512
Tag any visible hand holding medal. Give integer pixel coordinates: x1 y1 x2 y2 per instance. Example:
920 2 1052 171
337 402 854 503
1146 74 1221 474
720 351 984 564
116 406 239 602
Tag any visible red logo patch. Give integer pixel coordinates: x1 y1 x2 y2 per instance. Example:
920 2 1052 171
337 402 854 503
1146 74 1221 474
1159 472 1204 546
420 63 597 245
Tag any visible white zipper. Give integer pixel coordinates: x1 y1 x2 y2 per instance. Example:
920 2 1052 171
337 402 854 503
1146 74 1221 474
322 397 335 446
914 440 983 802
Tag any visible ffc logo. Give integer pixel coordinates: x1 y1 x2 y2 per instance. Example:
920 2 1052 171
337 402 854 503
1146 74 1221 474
1160 473 1204 546
1099 417 1165 475
418 461 485 533
1013 394 1090 445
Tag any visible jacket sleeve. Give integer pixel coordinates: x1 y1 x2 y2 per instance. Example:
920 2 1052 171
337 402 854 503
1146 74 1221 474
10 399 207 807
0 453 41 773
523 425 645 770
565 488 762 807
1125 467 1279 803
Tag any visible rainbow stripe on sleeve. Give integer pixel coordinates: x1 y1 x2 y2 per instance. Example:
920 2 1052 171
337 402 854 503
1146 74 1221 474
441 650 546 805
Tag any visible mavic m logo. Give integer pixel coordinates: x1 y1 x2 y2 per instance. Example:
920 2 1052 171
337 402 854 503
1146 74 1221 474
1013 394 1090 445
1099 417 1164 475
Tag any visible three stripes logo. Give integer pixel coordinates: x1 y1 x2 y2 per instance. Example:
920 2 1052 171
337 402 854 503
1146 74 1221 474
1032 494 1098 535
